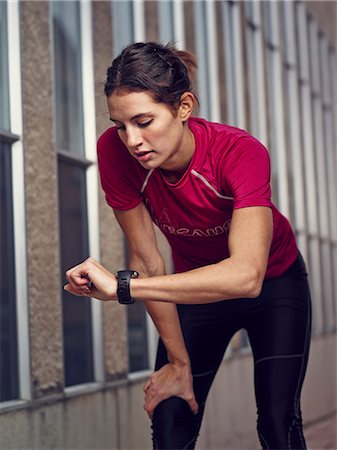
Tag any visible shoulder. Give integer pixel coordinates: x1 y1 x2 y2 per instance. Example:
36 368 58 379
189 117 268 166
97 126 124 157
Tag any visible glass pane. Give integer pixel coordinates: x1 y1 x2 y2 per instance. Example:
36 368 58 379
158 1 174 44
0 1 10 131
58 158 94 386
112 0 134 55
51 1 84 156
128 303 149 372
0 142 19 401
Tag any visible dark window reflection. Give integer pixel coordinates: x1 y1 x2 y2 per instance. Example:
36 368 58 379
127 300 149 372
0 143 19 401
58 158 93 386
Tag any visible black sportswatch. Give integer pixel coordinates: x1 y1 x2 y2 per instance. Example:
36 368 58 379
116 270 139 304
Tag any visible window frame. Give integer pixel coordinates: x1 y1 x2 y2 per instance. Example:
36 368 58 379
50 0 103 390
0 0 31 406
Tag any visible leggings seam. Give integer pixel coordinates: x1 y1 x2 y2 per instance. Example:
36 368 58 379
259 431 270 449
183 433 199 449
293 291 311 449
254 354 303 365
192 369 214 378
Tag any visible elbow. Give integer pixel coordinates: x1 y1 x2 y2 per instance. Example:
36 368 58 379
241 269 264 299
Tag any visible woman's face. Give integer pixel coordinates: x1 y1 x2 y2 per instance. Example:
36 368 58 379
107 90 194 171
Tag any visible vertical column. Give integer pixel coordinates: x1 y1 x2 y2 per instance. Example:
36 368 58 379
244 1 268 146
282 2 308 259
296 3 323 333
264 2 290 216
20 0 64 396
222 1 246 129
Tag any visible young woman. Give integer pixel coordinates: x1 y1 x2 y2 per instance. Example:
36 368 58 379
64 42 312 450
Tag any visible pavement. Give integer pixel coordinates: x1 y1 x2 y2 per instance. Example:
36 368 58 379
305 412 336 450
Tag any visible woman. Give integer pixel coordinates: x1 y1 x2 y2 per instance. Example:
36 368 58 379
64 42 311 450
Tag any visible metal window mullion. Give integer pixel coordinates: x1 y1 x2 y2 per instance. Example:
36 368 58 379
282 2 307 257
265 2 290 217
308 18 332 332
320 36 337 330
309 20 329 239
158 1 174 44
133 0 145 42
231 2 246 130
80 0 104 383
194 1 210 119
223 1 246 129
173 0 185 49
206 0 220 122
223 1 236 125
7 0 31 401
297 4 319 235
296 2 323 334
245 5 268 145
330 53 337 203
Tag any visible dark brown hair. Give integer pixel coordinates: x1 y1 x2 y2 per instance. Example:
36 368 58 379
104 42 198 108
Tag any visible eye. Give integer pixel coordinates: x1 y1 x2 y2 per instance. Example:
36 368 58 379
138 120 153 128
112 121 125 131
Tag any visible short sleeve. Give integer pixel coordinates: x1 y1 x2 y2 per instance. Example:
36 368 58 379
221 136 272 210
97 128 143 211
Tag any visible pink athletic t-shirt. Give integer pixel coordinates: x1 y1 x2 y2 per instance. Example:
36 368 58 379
97 117 298 278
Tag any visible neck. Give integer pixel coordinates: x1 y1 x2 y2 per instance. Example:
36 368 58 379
160 124 195 183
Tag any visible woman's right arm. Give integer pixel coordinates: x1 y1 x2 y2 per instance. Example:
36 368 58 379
114 202 198 418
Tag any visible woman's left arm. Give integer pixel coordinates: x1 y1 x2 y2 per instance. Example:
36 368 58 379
64 206 272 303
130 206 273 303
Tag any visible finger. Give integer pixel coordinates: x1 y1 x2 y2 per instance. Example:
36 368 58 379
188 397 199 415
64 284 90 297
143 379 151 393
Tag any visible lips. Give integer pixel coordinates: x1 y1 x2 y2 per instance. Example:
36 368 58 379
134 150 154 162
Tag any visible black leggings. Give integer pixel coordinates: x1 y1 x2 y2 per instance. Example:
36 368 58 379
152 253 312 449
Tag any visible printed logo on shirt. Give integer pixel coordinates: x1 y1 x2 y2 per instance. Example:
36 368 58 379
154 217 231 238
145 199 232 238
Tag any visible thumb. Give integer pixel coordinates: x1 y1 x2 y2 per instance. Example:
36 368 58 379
188 397 199 416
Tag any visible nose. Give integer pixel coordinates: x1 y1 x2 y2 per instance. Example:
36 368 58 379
125 126 142 149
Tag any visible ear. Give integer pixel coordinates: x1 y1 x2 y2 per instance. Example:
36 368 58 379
178 92 195 121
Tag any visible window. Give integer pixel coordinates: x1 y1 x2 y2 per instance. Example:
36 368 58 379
193 0 220 121
51 0 101 387
243 1 268 146
262 1 290 216
0 0 30 403
0 141 18 402
158 0 185 48
296 3 324 334
222 1 246 129
111 1 151 373
280 1 307 257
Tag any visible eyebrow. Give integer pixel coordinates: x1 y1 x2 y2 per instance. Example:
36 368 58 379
109 112 153 122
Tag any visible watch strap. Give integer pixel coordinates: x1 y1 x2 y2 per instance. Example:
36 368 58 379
116 270 139 304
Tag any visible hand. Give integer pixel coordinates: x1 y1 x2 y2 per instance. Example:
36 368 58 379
64 257 117 301
143 362 198 420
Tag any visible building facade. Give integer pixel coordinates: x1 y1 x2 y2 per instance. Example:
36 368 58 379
0 1 336 449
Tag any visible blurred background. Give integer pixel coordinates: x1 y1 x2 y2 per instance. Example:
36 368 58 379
0 1 336 449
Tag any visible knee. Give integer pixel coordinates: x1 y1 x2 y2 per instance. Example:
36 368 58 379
152 397 202 449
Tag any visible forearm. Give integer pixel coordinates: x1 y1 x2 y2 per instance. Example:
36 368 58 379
129 255 190 365
130 257 263 304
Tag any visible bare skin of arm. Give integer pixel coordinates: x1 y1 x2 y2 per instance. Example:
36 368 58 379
65 206 272 303
113 203 198 419
64 205 272 417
